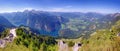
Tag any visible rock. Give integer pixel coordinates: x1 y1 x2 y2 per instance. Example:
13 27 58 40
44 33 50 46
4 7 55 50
117 33 120 36
0 40 6 48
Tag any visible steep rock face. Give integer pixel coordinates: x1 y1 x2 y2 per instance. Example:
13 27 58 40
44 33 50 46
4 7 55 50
25 11 62 36
26 11 61 32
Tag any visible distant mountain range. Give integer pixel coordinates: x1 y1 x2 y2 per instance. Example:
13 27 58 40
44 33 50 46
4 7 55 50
0 10 120 38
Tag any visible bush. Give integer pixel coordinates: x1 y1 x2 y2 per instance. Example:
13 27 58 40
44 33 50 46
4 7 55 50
68 41 75 47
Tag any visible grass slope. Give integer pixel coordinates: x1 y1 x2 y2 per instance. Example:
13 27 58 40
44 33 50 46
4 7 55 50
80 20 120 51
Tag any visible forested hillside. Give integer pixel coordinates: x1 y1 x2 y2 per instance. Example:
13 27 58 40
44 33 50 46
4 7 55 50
0 27 58 51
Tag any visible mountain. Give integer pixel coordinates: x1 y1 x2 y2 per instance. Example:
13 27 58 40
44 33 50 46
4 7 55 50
0 16 14 32
0 10 68 36
109 13 120 22
0 10 120 38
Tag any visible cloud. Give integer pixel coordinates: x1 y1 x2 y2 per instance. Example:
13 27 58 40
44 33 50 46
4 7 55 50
49 8 65 12
0 8 23 13
0 7 35 13
23 7 34 10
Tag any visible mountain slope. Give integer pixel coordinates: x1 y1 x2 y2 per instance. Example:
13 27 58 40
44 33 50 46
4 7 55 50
0 16 14 32
80 20 120 51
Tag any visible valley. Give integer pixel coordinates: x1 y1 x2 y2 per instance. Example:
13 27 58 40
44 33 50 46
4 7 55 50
0 10 117 38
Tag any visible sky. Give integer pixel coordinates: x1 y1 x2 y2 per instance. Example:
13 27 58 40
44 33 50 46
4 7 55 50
0 0 120 13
